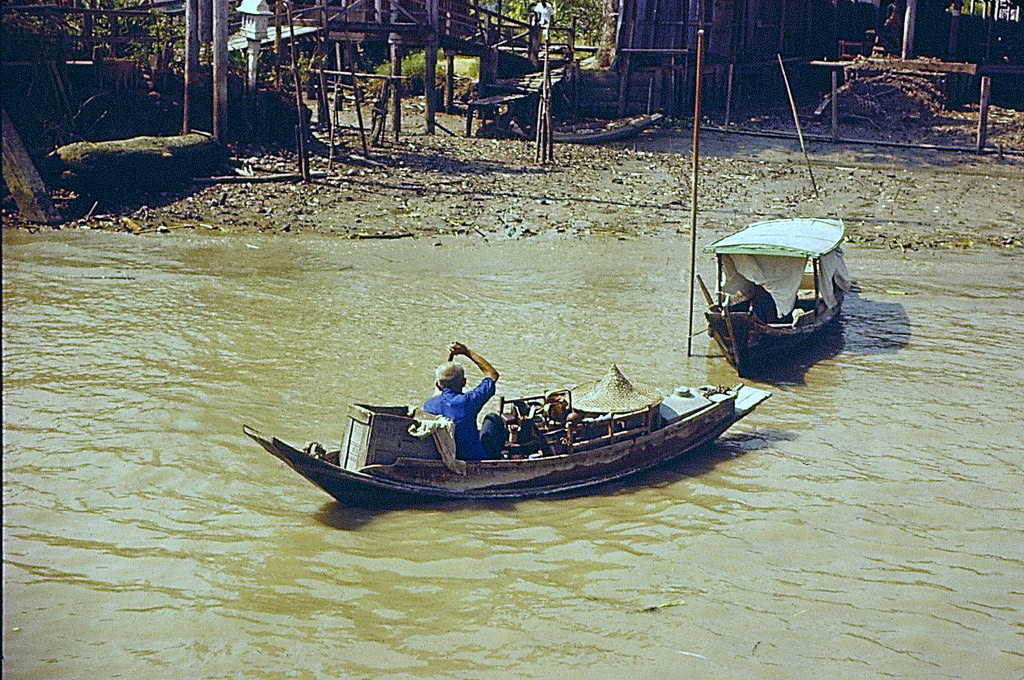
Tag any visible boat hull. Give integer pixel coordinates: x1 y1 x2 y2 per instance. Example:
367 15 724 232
706 292 843 375
244 385 769 507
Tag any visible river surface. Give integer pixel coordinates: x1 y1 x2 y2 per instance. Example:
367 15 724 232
3 230 1022 679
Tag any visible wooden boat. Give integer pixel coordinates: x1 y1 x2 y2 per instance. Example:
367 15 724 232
702 218 853 376
244 365 770 507
553 113 664 145
507 113 664 145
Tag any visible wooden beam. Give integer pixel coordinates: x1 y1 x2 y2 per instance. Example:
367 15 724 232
183 0 198 133
976 75 991 153
809 58 977 76
212 0 228 141
1 110 61 224
901 0 917 60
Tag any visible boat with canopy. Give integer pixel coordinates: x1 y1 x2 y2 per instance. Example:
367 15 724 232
702 218 852 375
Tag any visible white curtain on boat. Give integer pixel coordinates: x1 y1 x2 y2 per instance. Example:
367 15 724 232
820 250 852 308
723 254 806 317
723 250 852 317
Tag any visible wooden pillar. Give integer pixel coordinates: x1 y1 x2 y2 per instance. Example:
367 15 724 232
830 69 838 143
424 0 438 134
901 0 917 59
617 0 637 117
183 0 199 133
445 50 455 113
777 0 786 54
84 0 94 49
199 0 212 43
685 28 704 358
976 75 991 153
529 23 540 67
948 3 961 60
212 0 228 141
724 62 734 126
109 13 119 58
388 0 402 139
390 43 403 138
425 44 437 134
2 110 61 224
274 0 282 87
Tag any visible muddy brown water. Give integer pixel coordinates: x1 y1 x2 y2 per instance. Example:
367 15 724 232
3 229 1022 679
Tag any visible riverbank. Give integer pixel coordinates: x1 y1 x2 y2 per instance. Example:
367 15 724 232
4 104 1023 251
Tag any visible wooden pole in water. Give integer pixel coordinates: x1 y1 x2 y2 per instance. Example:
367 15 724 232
686 28 704 358
777 53 818 198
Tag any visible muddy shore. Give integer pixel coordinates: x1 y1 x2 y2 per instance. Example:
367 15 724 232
5 102 1023 251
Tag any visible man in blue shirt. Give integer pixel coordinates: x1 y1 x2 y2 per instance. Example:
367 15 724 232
424 342 505 461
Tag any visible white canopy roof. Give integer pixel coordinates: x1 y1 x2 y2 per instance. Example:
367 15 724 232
705 218 845 258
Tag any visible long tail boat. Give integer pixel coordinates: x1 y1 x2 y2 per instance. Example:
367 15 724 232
702 218 853 376
244 365 770 507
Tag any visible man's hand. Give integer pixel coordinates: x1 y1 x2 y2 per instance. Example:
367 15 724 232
447 341 469 360
447 341 498 382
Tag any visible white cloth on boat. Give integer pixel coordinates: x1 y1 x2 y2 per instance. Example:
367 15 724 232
819 249 852 308
723 254 805 317
408 414 466 475
722 250 850 318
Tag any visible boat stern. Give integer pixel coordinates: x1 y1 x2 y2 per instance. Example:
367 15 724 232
734 385 772 415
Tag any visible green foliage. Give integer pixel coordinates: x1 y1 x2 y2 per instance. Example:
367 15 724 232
375 50 480 89
501 0 605 45
121 9 184 62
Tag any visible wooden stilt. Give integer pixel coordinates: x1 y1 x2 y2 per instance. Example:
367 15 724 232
347 42 369 155
390 43 402 140
328 75 339 170
976 75 991 153
445 51 455 113
286 1 310 180
724 62 734 126
2 109 61 224
535 38 554 165
183 0 198 133
830 69 838 143
212 0 228 141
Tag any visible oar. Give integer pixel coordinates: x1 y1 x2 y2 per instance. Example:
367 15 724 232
696 273 714 307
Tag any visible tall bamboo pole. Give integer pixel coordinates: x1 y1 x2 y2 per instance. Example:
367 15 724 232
686 28 704 358
777 53 818 198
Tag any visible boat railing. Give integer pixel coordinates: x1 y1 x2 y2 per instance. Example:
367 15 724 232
568 405 657 453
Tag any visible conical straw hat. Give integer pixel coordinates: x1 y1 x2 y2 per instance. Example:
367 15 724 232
571 364 663 413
